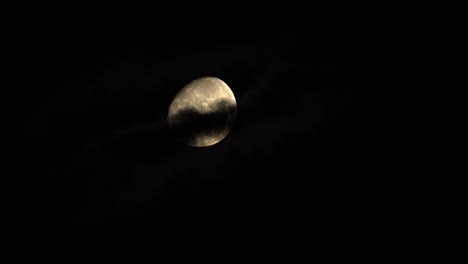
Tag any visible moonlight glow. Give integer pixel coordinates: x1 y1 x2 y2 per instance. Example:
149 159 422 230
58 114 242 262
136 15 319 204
168 77 237 147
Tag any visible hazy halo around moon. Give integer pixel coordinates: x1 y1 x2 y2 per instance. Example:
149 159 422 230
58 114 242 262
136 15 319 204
168 77 237 147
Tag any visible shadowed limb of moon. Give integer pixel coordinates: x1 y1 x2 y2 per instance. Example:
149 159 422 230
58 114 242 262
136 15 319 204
168 77 237 147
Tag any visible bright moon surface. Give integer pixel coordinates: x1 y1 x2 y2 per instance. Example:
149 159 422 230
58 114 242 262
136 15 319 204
168 77 237 147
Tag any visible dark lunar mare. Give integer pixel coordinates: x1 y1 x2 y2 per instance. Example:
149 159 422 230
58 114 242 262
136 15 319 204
169 99 236 145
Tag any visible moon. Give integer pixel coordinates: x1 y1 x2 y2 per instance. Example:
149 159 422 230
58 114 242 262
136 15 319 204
168 77 237 147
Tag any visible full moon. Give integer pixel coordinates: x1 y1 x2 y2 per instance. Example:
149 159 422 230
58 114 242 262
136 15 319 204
168 77 237 147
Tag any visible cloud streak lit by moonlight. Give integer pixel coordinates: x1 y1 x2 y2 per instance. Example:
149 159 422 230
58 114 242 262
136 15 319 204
168 77 237 147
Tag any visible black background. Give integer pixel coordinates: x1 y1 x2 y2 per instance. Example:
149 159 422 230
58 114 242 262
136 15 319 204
8 2 455 263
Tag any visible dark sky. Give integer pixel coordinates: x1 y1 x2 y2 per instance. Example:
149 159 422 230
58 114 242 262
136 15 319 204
8 2 454 263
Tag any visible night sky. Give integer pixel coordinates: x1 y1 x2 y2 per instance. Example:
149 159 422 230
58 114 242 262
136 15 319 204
9 2 454 263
